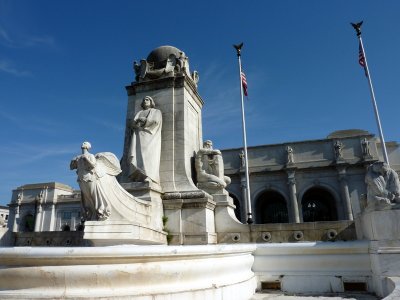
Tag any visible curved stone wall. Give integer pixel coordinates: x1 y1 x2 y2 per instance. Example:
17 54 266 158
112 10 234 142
0 244 256 299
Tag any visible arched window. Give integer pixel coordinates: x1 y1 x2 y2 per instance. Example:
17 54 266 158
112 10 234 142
61 224 71 231
256 191 289 224
229 193 242 222
301 188 338 222
22 214 35 232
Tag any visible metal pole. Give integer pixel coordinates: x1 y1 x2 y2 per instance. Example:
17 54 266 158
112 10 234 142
233 43 253 224
352 22 390 165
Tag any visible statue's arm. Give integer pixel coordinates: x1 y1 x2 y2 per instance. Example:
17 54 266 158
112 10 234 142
144 109 162 127
70 157 78 170
212 149 221 155
82 153 96 169
130 119 139 129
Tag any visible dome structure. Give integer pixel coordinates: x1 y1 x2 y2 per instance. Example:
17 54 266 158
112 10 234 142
327 129 371 139
147 45 185 68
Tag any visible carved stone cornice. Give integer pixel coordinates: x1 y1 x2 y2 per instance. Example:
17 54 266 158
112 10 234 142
162 190 209 200
182 198 216 210
126 75 204 107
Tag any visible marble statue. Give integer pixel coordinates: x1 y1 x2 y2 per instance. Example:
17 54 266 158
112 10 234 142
239 150 245 168
70 142 123 221
334 140 344 160
286 146 294 165
361 138 372 159
365 161 400 210
128 96 162 184
196 140 231 192
132 45 199 86
134 48 188 81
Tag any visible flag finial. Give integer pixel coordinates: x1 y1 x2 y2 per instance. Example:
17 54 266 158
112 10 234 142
351 21 363 36
233 42 244 57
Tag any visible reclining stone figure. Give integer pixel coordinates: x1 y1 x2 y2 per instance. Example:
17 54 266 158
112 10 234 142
365 161 400 211
195 140 231 194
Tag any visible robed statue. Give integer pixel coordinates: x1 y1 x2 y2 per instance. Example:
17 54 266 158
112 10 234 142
127 96 162 184
70 142 122 221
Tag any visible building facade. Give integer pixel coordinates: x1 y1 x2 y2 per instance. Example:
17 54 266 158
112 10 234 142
0 206 9 228
8 182 82 233
222 129 400 224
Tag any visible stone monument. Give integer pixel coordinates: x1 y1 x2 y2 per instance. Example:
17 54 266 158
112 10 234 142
119 45 219 245
71 142 166 245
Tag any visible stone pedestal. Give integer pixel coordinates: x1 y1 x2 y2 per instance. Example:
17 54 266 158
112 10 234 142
356 209 400 297
214 193 249 243
163 191 217 245
82 182 167 246
121 181 164 231
83 220 167 246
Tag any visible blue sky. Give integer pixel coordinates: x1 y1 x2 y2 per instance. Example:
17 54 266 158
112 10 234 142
1 1 400 205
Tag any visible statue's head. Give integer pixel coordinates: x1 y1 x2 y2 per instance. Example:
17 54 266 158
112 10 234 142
81 141 92 150
141 96 155 109
203 140 213 149
372 162 389 175
381 162 389 175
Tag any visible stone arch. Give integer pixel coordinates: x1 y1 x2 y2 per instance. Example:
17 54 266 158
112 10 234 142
61 224 71 231
300 186 338 222
22 213 35 232
229 192 242 222
255 189 289 224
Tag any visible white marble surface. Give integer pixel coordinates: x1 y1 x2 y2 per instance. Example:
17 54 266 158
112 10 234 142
358 209 400 240
253 242 372 294
0 244 256 299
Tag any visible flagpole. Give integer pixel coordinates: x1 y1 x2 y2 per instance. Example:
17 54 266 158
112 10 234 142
233 42 253 224
351 21 390 165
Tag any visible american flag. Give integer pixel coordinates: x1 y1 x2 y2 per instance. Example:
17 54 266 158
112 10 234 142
358 41 368 77
241 71 248 96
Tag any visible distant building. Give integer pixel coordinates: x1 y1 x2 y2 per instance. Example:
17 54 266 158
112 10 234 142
0 205 9 228
7 182 82 233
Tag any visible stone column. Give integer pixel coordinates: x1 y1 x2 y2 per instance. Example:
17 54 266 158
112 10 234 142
286 169 300 223
34 203 42 232
240 174 249 222
12 204 20 232
49 201 57 231
337 165 354 221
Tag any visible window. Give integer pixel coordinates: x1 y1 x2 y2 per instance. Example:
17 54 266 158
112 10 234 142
229 194 242 222
256 191 289 224
62 212 72 220
302 188 338 222
61 224 70 231
23 214 35 232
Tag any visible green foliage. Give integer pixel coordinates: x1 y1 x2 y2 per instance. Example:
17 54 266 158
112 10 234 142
161 216 173 244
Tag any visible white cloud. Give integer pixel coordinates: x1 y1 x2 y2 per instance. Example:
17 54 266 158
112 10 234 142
0 110 66 134
0 59 31 76
0 25 55 49
0 143 77 166
88 117 125 132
